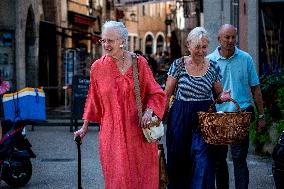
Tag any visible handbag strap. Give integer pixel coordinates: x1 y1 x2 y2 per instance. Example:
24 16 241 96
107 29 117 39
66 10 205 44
132 54 143 121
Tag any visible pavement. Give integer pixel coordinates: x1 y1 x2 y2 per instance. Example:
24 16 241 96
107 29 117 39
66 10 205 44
0 125 276 189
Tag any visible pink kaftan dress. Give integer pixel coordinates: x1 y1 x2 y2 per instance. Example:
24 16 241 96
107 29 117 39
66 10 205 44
83 55 166 189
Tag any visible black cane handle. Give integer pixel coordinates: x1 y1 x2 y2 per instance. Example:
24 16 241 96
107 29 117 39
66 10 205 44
74 136 82 145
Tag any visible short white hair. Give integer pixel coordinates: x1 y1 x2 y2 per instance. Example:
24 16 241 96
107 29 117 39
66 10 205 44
187 27 209 47
102 20 128 49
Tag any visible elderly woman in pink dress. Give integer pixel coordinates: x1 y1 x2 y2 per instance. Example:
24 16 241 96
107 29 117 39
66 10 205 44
74 21 166 189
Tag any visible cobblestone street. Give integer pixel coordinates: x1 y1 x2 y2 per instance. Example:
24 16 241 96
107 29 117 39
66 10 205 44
0 126 276 189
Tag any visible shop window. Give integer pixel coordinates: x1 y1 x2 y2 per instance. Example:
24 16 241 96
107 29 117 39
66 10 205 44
156 35 164 56
142 5 146 16
145 35 153 55
0 31 14 90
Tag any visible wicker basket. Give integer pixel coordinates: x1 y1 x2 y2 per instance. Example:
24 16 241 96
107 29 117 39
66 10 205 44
197 98 252 145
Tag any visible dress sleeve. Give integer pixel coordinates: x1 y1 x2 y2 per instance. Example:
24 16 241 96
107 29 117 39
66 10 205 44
167 58 180 79
138 56 167 119
83 63 102 123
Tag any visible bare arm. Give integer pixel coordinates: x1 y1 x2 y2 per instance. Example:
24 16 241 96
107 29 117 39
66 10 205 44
164 76 177 113
213 81 223 100
251 85 264 115
251 85 265 132
213 81 231 102
82 120 90 130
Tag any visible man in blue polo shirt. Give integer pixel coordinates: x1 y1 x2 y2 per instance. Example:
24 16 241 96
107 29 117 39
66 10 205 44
207 24 265 189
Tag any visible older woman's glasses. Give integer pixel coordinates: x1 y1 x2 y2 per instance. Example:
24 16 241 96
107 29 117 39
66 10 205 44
99 38 119 44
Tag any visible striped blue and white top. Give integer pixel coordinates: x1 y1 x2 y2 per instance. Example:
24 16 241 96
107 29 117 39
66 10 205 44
168 57 221 101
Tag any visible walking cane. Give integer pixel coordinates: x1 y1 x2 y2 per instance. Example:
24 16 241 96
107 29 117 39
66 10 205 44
74 136 83 189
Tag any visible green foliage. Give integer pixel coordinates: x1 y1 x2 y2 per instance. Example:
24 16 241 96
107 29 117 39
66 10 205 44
276 120 284 134
250 75 284 147
274 86 284 135
275 87 284 110
250 122 270 145
260 75 284 93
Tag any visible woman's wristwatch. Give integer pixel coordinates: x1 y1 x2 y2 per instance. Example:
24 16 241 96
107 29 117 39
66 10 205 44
258 114 265 120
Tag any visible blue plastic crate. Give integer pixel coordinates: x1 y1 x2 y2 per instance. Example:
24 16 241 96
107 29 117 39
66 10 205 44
2 88 46 121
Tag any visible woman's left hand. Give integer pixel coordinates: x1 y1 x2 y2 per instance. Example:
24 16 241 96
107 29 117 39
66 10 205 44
141 108 153 128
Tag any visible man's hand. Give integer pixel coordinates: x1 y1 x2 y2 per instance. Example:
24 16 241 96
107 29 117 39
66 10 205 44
257 118 265 133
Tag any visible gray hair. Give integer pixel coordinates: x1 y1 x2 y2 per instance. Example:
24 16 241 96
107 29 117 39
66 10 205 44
186 27 209 47
102 20 128 49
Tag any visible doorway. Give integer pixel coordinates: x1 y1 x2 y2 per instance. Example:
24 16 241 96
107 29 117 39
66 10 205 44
38 21 58 106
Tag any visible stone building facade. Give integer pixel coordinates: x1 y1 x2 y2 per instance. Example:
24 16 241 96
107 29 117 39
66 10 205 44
0 0 107 107
204 0 284 77
0 0 42 91
115 2 172 56
203 0 259 70
115 0 201 58
0 0 205 107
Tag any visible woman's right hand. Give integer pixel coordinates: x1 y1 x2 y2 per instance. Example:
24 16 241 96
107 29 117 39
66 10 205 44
73 126 88 140
220 90 231 102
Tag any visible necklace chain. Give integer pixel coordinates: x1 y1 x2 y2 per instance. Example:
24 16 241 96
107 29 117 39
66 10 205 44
120 54 125 72
190 59 205 72
116 51 126 73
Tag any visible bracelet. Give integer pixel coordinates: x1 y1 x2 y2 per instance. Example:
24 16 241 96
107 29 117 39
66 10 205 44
258 114 265 119
145 108 153 115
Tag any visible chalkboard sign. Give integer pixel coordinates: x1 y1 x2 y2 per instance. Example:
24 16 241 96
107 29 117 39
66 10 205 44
71 75 90 119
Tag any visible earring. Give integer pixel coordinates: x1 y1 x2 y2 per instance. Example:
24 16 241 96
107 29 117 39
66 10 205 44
120 44 124 48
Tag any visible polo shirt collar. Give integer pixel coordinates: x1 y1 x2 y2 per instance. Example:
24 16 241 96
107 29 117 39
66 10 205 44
214 46 239 60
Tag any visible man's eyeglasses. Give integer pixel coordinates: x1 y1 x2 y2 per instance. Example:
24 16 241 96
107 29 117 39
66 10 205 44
99 38 119 44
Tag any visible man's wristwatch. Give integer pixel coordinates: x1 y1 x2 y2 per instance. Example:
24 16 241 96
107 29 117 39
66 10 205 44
258 114 265 119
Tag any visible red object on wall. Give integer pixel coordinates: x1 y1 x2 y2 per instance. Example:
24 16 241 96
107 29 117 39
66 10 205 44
74 15 95 26
68 11 96 26
92 35 101 44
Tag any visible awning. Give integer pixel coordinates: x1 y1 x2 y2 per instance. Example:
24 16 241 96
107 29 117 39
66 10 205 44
68 11 96 26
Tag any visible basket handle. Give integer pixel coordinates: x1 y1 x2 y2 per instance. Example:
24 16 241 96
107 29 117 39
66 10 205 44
208 98 241 113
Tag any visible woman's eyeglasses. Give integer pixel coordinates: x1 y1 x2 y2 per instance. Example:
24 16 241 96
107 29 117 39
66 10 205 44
99 38 119 45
